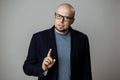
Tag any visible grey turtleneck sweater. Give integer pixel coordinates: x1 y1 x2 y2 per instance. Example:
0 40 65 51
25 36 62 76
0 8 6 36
55 31 71 80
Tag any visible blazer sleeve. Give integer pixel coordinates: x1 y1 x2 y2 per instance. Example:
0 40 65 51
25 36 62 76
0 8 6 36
23 34 44 77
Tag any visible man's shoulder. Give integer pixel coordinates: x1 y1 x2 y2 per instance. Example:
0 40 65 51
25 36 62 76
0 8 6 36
71 28 88 38
34 29 49 35
33 27 53 36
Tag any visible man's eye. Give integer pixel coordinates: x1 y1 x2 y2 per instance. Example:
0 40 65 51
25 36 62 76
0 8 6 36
64 17 70 20
65 17 69 19
57 15 62 18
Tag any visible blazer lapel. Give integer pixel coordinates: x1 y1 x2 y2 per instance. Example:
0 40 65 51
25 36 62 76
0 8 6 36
70 28 76 75
48 26 58 60
48 26 58 80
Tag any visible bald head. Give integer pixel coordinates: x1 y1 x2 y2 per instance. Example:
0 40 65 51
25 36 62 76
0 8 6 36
55 3 75 18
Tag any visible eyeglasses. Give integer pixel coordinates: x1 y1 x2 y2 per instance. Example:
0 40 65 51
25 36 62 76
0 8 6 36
55 13 74 22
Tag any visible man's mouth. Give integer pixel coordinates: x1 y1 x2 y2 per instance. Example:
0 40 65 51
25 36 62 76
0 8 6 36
58 24 64 27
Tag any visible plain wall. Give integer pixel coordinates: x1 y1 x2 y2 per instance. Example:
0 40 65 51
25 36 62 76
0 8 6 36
0 0 120 80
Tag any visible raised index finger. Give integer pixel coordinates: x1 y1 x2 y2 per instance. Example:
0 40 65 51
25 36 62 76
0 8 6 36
47 48 52 57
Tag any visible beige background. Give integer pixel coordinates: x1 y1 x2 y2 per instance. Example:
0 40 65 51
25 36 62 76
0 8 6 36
0 0 120 80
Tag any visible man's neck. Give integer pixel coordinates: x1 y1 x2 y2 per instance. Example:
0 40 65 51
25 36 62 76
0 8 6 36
55 28 69 35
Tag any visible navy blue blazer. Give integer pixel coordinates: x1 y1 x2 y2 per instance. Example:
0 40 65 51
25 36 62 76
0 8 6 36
23 26 92 80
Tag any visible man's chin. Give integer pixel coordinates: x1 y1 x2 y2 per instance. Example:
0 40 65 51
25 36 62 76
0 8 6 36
55 28 67 32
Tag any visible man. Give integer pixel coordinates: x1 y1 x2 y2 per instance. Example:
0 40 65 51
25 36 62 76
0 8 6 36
23 3 92 80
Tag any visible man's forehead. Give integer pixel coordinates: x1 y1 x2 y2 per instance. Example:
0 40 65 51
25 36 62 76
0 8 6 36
55 3 75 17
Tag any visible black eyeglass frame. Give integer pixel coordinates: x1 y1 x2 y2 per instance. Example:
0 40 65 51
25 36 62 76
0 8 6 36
54 12 74 21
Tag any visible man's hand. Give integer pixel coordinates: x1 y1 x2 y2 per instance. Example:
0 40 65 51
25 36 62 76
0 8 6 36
42 49 56 71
